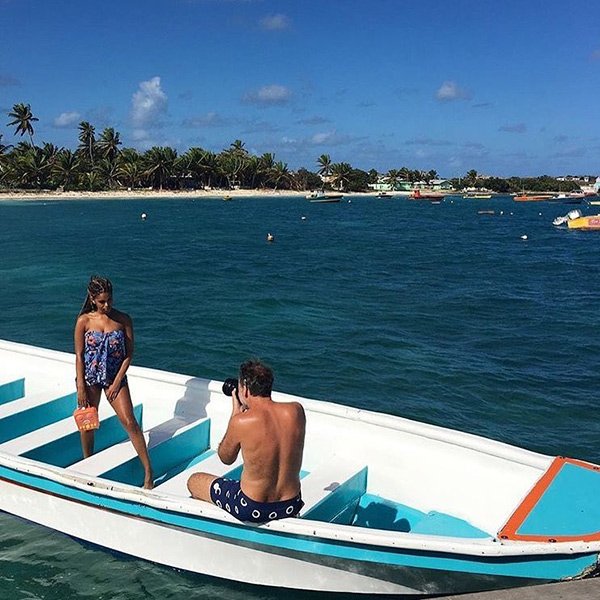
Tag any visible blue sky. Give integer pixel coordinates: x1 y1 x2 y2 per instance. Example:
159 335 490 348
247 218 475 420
1 0 599 177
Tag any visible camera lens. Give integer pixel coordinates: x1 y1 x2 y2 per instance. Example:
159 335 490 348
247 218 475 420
222 378 238 396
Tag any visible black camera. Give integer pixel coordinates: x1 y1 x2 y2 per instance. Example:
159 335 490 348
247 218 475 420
222 378 238 397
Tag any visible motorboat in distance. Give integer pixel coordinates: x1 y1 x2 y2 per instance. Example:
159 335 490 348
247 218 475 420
306 191 343 203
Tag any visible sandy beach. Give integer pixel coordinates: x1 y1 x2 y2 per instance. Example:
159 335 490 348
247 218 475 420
0 188 319 202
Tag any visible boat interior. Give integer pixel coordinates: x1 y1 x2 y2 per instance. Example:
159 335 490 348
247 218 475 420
2 343 598 544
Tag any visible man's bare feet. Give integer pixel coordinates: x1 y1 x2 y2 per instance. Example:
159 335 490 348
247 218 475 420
143 473 154 489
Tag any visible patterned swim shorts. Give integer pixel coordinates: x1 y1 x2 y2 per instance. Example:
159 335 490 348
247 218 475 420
210 477 304 523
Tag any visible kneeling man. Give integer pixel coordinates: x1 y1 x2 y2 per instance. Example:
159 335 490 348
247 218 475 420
187 360 305 523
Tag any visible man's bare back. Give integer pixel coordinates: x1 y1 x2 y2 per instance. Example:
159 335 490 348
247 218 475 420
229 399 305 502
187 360 306 523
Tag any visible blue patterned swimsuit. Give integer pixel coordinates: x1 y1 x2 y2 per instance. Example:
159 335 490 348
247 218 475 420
84 330 128 391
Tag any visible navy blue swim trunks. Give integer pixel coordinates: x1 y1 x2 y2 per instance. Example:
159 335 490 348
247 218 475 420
210 477 304 523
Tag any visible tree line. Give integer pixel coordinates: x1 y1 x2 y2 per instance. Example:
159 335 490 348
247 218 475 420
0 103 586 194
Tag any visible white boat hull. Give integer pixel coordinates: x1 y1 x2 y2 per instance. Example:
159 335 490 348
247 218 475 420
0 339 599 596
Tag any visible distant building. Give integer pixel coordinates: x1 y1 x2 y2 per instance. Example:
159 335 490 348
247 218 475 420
368 178 452 192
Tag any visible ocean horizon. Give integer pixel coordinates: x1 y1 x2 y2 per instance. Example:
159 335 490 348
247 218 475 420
1 194 599 599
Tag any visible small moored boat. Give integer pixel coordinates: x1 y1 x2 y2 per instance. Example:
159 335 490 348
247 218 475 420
0 339 599 596
553 209 600 230
306 191 343 203
409 189 446 201
567 214 600 230
513 194 554 202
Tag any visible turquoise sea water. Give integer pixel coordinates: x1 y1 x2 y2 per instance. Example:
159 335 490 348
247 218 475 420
0 195 599 598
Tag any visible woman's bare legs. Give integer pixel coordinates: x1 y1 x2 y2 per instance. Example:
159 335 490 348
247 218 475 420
110 385 154 489
79 385 101 458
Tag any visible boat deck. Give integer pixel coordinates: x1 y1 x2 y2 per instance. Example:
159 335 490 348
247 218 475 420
499 457 600 542
0 374 494 538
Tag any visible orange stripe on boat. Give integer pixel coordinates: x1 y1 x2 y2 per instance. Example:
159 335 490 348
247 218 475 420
498 457 600 543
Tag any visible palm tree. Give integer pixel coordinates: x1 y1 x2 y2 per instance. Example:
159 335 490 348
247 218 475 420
257 152 275 188
96 127 121 162
117 161 141 190
317 154 332 178
386 169 400 190
7 103 39 145
228 139 248 156
220 140 250 188
52 149 80 190
426 169 438 183
466 169 478 187
201 151 219 188
143 146 178 190
330 162 352 191
269 161 291 190
95 158 120 189
13 144 52 188
81 171 102 192
78 121 96 166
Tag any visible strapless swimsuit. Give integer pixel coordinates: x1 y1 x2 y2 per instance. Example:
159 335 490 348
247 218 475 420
84 330 128 391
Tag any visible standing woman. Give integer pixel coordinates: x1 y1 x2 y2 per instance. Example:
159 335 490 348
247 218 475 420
74 276 153 489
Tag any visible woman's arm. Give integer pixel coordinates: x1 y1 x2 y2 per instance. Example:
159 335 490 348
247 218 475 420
74 316 88 407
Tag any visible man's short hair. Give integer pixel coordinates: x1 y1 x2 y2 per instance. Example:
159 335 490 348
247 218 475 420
239 360 274 397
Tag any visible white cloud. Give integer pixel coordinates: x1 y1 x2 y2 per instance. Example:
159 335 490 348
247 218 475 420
243 84 291 106
436 80 471 101
131 129 150 141
309 130 360 146
311 131 334 144
53 111 81 128
183 112 228 128
260 14 289 30
131 76 168 127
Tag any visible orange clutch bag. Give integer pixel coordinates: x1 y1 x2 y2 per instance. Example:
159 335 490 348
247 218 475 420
73 406 100 431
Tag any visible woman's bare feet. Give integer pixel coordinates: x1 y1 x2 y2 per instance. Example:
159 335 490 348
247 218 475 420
143 473 154 489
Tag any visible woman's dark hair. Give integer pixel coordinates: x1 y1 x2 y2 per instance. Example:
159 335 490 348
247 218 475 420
239 360 274 397
79 275 113 316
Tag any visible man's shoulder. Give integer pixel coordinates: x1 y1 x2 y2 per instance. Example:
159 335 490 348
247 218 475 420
276 400 305 420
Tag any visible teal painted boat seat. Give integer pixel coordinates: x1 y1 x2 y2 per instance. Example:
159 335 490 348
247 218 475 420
69 417 212 488
352 494 489 537
0 377 25 405
154 448 243 496
0 400 142 469
0 391 78 444
410 511 489 538
300 458 368 525
352 493 427 532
